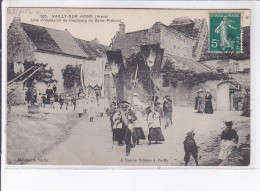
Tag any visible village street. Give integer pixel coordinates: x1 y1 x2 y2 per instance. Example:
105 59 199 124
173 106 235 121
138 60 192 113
15 106 249 166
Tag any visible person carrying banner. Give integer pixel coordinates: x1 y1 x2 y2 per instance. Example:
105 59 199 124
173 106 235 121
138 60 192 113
122 102 137 156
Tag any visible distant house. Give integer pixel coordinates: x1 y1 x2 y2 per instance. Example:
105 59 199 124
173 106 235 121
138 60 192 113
8 17 108 92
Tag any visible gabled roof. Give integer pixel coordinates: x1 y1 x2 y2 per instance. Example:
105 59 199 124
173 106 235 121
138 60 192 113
46 28 87 57
21 23 63 54
110 19 202 58
20 22 107 59
112 29 148 57
74 38 108 58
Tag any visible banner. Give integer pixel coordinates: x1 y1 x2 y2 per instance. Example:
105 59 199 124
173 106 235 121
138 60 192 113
81 59 104 89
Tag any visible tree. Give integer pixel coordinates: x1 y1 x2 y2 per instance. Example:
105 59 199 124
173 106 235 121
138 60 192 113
7 61 57 87
61 64 81 89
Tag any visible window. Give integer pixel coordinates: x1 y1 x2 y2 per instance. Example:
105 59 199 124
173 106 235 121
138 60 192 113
162 75 169 87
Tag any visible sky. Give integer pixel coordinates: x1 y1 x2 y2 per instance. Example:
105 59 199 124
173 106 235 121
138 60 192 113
7 8 250 46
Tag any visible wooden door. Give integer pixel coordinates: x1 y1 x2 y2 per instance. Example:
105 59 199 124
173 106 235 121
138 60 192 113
217 83 230 111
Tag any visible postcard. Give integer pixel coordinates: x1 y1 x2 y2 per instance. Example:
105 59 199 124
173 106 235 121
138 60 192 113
6 8 250 166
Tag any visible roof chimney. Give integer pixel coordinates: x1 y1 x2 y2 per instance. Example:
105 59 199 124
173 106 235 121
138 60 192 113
91 38 99 44
119 22 125 34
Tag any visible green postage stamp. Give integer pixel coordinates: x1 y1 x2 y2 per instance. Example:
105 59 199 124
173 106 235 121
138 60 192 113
209 12 241 53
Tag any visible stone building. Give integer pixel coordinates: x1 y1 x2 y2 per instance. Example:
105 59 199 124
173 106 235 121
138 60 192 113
8 17 108 94
106 17 250 111
106 17 211 104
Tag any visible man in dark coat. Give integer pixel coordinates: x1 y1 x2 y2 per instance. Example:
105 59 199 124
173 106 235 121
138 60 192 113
121 103 137 156
204 89 214 114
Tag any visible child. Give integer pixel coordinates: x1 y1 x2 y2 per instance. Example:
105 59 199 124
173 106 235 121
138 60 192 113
218 120 239 162
50 94 55 109
183 130 199 166
59 94 64 109
65 95 69 110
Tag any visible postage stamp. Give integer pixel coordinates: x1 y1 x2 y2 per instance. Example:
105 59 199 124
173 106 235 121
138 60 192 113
5 8 250 167
209 12 242 53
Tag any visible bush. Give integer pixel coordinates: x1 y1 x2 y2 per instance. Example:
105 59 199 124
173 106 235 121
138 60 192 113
7 61 56 87
162 60 230 89
61 64 81 89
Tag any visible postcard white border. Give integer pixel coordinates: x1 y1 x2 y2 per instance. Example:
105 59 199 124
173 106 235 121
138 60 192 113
2 1 260 191
1 0 259 170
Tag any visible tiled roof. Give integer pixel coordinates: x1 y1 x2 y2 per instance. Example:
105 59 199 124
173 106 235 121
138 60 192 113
170 55 212 73
111 20 201 58
21 23 63 54
46 28 87 57
74 38 108 58
112 30 148 57
21 22 107 59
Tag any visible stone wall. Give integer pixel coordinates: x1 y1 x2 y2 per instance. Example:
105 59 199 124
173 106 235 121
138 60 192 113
7 17 36 63
160 26 196 59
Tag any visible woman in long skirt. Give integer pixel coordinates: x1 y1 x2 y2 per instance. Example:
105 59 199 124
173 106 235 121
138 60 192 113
112 110 124 146
147 106 165 145
196 89 204 113
204 90 214 114
132 105 146 146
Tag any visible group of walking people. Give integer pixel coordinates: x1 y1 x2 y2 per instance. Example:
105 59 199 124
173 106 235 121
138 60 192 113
108 95 173 156
74 89 108 120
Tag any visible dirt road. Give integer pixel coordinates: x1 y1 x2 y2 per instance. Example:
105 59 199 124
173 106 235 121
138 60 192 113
30 107 250 166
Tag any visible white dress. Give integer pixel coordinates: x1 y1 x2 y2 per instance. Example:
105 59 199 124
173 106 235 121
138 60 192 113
148 111 161 128
76 98 85 114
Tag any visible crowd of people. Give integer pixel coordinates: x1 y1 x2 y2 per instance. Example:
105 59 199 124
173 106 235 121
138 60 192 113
106 95 173 156
24 83 246 165
25 84 109 120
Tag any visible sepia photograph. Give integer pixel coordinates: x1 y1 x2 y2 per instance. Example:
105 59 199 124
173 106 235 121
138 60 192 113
5 8 250 166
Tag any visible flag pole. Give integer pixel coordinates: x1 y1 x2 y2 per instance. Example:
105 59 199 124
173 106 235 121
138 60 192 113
130 63 139 108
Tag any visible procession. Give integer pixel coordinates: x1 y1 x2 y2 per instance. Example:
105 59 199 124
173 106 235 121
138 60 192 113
15 78 249 165
6 8 250 166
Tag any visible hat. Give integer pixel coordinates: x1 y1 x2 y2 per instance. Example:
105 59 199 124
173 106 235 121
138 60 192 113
198 89 203 92
206 89 211 93
186 129 195 138
225 120 233 126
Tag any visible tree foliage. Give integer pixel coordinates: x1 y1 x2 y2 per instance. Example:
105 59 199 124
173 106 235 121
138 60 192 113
61 64 81 89
7 61 56 87
162 59 230 89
